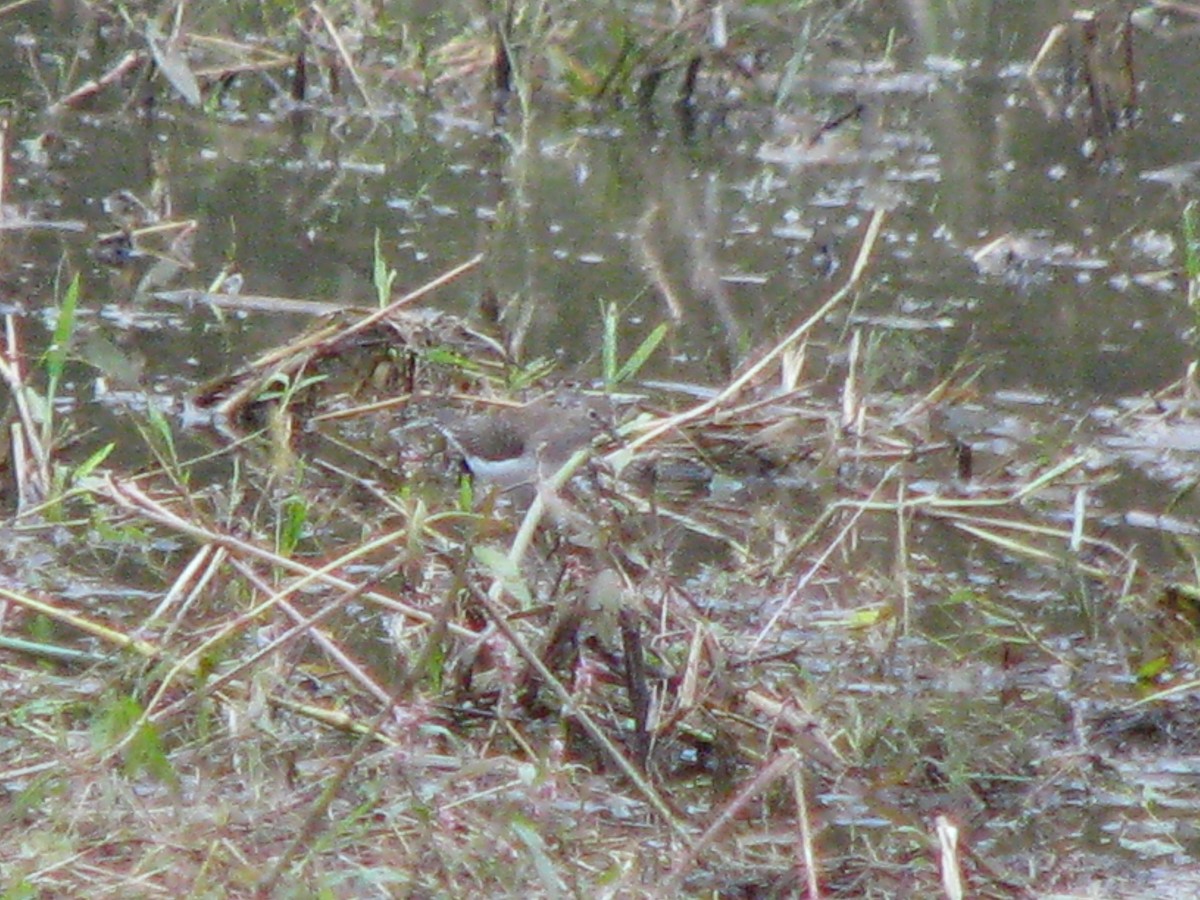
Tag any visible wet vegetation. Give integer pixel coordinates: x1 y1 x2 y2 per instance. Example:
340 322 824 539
4 1 1200 897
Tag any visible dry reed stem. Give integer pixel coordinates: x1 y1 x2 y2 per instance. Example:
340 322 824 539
0 315 49 505
203 252 483 417
50 50 148 112
662 749 801 895
311 1 376 112
895 476 912 635
756 462 902 647
97 476 468 760
0 584 161 659
0 113 5 216
0 0 39 16
153 289 344 315
615 208 885 460
793 764 821 899
937 814 963 900
150 544 224 635
741 690 846 769
228 556 391 705
102 475 475 636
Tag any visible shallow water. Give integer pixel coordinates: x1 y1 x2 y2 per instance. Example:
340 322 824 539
4 2 1200 895
6 3 1195 404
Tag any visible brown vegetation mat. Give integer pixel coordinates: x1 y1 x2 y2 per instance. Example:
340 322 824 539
1 219 1196 898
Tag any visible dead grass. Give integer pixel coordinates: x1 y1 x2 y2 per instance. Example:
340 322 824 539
0 211 1180 899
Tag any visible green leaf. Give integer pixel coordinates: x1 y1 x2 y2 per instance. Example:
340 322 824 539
27 614 54 644
1183 201 1200 280
278 495 308 556
92 694 178 787
602 301 618 386
600 301 668 387
373 229 398 308
147 402 174 450
1136 655 1169 684
473 545 532 606
425 346 475 369
457 473 474 511
125 718 178 786
92 695 142 751
2 879 39 900
45 273 80 384
72 442 115 488
614 322 668 384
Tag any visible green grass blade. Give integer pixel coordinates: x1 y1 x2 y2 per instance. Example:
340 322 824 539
373 229 397 308
615 322 668 384
45 273 80 385
603 301 618 387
